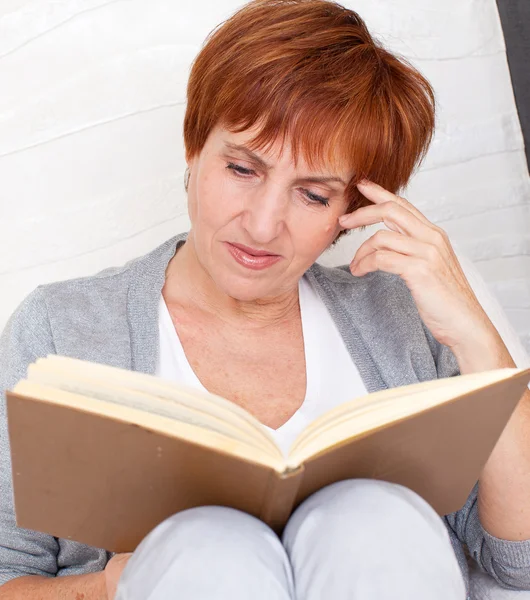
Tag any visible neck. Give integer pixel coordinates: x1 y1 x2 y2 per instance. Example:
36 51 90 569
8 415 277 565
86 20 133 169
163 233 300 329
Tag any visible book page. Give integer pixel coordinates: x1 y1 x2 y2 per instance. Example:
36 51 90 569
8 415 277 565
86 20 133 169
30 356 282 459
290 372 487 452
287 368 522 467
11 380 286 472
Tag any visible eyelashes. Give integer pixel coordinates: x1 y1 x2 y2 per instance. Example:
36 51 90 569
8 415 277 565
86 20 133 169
225 162 330 207
226 162 254 177
303 189 330 207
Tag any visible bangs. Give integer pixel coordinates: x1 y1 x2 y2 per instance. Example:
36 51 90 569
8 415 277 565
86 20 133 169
185 0 435 213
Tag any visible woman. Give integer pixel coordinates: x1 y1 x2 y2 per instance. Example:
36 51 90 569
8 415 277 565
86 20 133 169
0 1 529 598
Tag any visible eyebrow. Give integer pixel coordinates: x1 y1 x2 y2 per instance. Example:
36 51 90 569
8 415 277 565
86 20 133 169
225 142 271 170
223 142 347 187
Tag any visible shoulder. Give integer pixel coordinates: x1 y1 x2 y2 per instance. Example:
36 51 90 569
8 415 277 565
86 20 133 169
37 234 182 314
41 235 180 297
0 287 55 389
2 234 184 365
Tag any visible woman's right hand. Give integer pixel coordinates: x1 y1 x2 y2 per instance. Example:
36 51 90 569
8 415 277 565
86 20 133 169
104 553 132 599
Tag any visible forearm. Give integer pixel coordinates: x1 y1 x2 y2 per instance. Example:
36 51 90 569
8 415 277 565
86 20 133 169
479 387 530 540
452 327 530 540
0 572 107 599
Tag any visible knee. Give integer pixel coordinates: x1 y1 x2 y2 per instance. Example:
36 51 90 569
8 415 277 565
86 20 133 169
283 479 448 550
281 481 467 599
117 507 293 600
136 505 277 561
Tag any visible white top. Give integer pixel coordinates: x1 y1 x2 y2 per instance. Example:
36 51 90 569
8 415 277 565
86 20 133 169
155 275 367 456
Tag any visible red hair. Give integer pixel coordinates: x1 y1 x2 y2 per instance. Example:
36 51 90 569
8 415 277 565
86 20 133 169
184 0 435 224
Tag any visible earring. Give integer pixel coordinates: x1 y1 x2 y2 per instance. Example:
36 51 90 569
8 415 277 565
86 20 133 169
184 168 190 192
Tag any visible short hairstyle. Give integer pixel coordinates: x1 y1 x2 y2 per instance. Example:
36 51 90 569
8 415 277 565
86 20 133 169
184 0 435 223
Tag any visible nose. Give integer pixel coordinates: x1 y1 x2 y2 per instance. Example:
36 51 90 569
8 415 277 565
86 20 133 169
240 183 287 245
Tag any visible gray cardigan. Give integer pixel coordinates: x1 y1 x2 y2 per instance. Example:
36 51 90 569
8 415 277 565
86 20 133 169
1 232 530 595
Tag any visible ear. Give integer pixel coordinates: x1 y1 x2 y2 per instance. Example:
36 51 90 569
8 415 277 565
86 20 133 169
186 152 198 168
184 155 198 192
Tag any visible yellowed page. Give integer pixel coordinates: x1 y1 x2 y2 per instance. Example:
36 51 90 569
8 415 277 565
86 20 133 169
27 362 280 459
288 368 520 467
32 356 281 458
13 380 285 472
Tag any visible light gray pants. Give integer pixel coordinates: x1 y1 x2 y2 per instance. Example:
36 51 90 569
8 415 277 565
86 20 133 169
116 479 467 599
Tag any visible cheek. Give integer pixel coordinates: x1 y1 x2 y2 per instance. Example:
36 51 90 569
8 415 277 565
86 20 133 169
319 220 341 245
193 168 237 227
290 212 341 258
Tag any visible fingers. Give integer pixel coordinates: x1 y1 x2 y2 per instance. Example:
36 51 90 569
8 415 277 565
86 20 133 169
350 249 427 278
340 180 452 280
114 553 133 563
350 230 440 271
356 180 432 225
338 180 439 240
339 201 432 242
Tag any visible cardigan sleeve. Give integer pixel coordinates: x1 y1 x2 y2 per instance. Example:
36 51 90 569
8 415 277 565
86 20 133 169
0 287 61 586
445 484 530 590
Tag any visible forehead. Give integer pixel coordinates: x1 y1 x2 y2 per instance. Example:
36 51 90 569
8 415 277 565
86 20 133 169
210 123 352 179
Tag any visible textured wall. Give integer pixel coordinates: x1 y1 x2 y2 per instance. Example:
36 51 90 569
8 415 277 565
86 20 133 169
0 0 529 352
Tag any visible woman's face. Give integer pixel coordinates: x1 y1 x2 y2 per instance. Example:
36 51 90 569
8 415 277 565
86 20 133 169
186 123 351 301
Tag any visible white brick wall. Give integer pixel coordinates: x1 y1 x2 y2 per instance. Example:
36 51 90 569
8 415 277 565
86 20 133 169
0 0 529 354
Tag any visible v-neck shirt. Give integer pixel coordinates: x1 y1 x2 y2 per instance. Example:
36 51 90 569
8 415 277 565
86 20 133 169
155 274 367 456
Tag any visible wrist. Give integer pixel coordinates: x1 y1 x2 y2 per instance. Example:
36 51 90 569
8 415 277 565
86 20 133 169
0 571 109 598
93 570 109 600
450 326 515 374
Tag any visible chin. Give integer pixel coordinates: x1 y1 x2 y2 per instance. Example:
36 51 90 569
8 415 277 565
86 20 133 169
214 271 280 302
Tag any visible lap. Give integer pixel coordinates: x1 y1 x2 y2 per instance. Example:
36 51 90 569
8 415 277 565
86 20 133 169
116 479 466 600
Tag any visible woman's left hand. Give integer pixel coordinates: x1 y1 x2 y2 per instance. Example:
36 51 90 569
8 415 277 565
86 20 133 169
338 180 507 369
340 189 528 543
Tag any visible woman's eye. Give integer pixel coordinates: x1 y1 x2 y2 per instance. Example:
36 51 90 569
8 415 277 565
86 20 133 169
226 163 329 207
301 188 329 207
226 162 256 177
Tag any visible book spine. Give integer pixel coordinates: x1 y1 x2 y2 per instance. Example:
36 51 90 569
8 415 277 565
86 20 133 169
260 466 305 535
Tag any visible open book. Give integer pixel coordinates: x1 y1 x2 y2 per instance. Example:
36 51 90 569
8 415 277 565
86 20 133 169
6 355 530 552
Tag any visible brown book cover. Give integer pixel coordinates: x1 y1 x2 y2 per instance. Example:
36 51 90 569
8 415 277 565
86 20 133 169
6 364 530 552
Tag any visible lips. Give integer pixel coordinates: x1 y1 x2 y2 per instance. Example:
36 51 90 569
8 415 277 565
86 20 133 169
229 242 280 257
224 242 282 271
